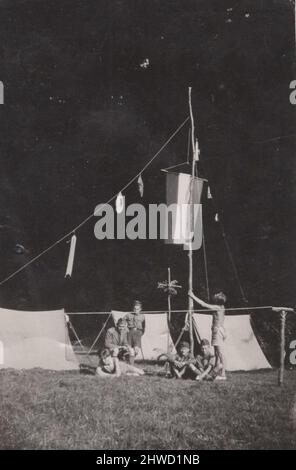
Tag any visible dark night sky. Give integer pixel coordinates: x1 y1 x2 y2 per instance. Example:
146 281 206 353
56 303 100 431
0 0 295 320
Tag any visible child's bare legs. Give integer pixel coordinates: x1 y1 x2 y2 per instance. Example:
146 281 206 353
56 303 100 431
171 365 186 379
214 345 226 377
124 364 145 376
188 363 202 378
119 361 144 376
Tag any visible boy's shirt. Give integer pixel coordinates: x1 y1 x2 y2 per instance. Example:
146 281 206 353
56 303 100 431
124 312 146 332
173 353 193 369
104 327 129 350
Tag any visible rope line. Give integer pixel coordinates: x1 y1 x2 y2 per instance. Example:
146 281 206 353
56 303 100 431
68 319 84 349
0 117 189 288
220 226 248 304
199 159 248 304
67 305 274 315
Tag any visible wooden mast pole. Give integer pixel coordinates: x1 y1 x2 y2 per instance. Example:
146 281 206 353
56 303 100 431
188 87 197 357
167 267 171 354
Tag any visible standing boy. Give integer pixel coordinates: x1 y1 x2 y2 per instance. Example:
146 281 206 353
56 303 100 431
124 300 145 363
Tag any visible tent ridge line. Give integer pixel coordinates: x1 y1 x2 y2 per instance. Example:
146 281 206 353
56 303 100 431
66 305 277 315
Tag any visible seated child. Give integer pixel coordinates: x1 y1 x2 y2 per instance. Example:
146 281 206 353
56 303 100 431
96 348 145 378
191 338 216 381
104 318 135 363
169 341 196 379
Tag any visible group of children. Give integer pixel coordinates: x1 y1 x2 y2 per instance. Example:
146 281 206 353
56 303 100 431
79 300 146 378
81 291 227 381
168 338 221 381
165 290 227 381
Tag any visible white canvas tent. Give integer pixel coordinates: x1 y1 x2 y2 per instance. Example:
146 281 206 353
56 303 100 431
193 313 271 371
0 307 78 370
112 310 176 360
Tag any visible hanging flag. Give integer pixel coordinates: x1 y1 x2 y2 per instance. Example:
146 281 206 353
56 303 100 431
116 192 124 214
65 234 77 278
215 213 219 222
207 186 212 199
137 174 144 197
194 139 200 161
165 172 204 249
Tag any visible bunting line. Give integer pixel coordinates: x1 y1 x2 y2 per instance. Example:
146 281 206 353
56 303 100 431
0 116 189 287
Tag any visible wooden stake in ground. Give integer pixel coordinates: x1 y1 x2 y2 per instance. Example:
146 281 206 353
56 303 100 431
272 306 294 386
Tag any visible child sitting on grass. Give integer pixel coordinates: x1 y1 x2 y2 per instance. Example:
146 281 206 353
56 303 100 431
192 338 216 381
96 348 145 378
169 341 196 379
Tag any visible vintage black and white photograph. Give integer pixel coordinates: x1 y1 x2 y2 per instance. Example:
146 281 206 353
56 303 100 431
0 0 295 454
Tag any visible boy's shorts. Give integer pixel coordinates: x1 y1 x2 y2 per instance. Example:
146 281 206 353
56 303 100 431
211 326 226 347
127 329 143 348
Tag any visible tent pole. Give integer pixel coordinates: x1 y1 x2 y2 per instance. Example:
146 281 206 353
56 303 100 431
278 310 287 386
68 319 84 350
188 87 197 357
87 312 112 355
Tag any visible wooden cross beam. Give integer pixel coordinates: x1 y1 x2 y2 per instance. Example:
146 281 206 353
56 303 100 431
272 307 295 313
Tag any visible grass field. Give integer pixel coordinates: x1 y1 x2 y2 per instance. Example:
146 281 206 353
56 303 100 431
0 366 295 450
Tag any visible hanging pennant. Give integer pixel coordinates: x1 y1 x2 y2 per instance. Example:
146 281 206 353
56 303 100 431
194 139 200 161
65 234 77 278
207 186 212 199
215 213 219 222
116 192 124 214
137 174 144 197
